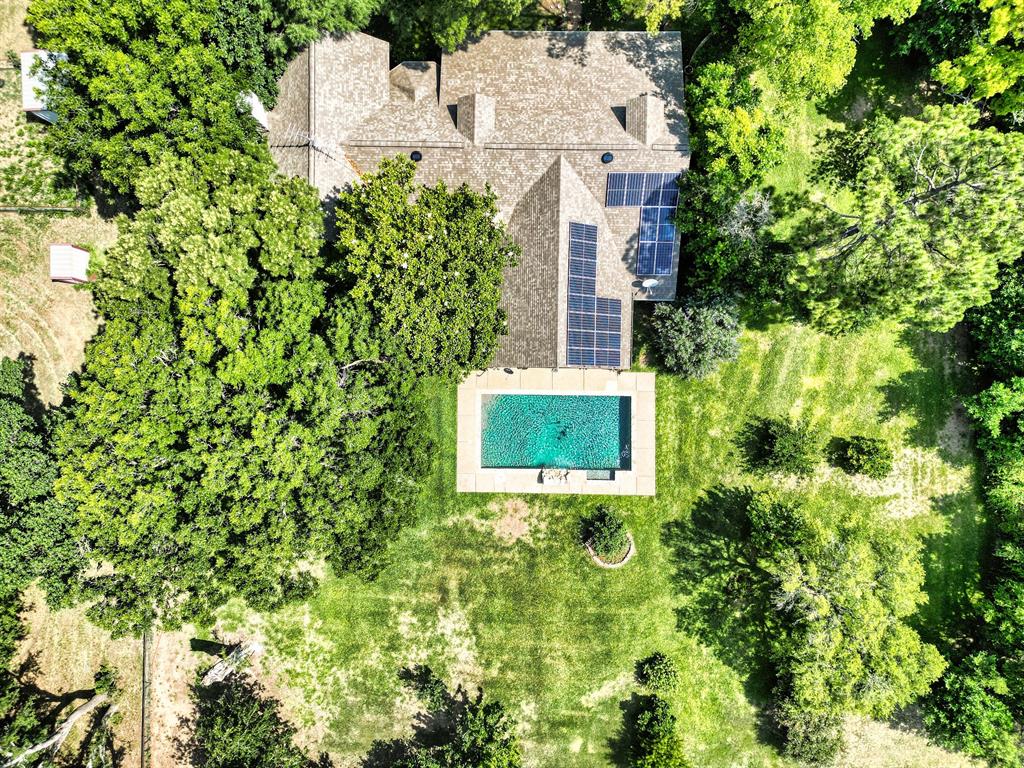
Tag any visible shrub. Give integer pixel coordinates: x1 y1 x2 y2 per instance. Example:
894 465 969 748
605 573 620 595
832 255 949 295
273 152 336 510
635 653 679 693
778 706 845 765
649 295 741 378
629 695 690 768
581 506 629 562
742 417 820 475
829 435 894 479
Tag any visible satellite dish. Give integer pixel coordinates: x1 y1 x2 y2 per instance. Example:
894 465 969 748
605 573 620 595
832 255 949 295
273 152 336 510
641 279 660 289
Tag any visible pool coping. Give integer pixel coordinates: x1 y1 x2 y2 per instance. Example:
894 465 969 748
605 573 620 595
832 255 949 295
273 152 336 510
456 368 656 496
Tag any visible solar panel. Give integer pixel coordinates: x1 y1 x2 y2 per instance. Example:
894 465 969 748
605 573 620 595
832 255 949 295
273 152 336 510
605 172 681 277
566 222 621 368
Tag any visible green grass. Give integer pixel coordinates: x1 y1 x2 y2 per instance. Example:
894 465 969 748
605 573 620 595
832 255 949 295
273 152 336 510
218 321 984 767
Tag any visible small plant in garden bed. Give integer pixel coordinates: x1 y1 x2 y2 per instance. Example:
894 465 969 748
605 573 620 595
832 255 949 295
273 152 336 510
740 416 821 476
635 652 679 693
829 435 893 479
580 506 630 563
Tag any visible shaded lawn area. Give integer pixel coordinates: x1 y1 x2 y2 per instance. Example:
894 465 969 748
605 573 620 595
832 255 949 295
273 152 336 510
218 320 984 768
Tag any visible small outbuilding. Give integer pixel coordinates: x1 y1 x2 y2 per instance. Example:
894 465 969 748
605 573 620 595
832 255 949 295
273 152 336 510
49 244 90 284
21 50 64 123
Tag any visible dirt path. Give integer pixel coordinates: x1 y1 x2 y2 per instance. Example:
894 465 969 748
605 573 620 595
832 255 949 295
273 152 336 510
148 631 201 768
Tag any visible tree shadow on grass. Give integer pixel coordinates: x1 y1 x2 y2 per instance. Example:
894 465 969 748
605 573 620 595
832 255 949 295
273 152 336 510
818 23 932 128
916 489 993 648
661 486 777 704
605 693 650 768
878 327 976 465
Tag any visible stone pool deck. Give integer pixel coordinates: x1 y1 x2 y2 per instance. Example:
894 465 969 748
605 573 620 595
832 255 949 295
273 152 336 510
456 368 656 496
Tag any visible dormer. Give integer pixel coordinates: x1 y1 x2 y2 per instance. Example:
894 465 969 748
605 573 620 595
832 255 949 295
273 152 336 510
625 93 662 145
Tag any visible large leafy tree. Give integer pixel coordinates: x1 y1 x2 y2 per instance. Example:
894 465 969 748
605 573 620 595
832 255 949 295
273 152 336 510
26 0 269 196
191 675 317 768
935 0 1024 117
56 152 429 635
791 104 1024 333
383 0 531 54
672 486 944 762
0 356 80 604
0 356 86 765
330 157 517 382
618 0 917 100
212 0 381 104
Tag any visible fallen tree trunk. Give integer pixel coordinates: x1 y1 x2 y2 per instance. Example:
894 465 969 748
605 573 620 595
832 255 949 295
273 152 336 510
3 693 108 767
200 641 263 687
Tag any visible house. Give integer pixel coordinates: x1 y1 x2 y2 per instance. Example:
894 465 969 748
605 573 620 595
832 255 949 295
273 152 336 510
20 50 63 123
49 244 90 284
269 30 690 372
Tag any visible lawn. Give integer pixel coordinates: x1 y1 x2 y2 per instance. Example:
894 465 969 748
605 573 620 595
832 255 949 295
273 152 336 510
218 320 984 768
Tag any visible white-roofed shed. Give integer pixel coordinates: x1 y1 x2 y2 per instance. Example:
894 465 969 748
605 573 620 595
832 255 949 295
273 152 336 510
49 244 90 284
20 50 64 123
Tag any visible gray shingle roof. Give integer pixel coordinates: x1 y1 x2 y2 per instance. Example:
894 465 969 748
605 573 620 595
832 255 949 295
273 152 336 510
269 30 690 369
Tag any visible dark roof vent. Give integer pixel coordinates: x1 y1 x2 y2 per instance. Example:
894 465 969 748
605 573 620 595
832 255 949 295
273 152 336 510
601 152 614 164
410 150 423 162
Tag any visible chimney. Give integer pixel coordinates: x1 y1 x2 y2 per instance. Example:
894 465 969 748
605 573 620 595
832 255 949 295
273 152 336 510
626 93 661 145
457 93 494 145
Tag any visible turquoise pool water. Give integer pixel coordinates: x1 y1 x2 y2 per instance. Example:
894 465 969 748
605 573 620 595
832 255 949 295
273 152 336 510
480 394 631 469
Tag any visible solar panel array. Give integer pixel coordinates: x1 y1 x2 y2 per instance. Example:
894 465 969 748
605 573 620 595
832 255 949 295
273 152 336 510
567 222 622 368
605 172 680 276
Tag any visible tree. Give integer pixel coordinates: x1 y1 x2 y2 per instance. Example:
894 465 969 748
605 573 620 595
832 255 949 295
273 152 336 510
731 0 919 101
0 357 80 604
369 666 523 768
331 157 517 382
212 0 381 104
676 63 784 292
967 257 1024 379
935 0 1024 116
56 152 430 635
648 296 741 378
190 675 316 768
896 0 987 64
628 695 690 768
924 653 1021 767
672 486 944 762
791 105 1024 333
829 435 894 479
26 0 268 196
383 0 531 55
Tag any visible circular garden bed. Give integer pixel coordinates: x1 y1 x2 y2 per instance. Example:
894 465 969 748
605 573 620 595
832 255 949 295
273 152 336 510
581 506 635 568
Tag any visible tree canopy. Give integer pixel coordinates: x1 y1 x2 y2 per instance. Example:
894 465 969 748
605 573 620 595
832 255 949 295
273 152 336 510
26 0 269 196
791 104 1024 334
330 157 517 382
55 153 429 634
191 674 318 768
673 486 944 762
935 0 1024 116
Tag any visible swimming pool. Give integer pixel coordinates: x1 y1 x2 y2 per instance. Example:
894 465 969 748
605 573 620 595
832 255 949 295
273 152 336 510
480 394 631 469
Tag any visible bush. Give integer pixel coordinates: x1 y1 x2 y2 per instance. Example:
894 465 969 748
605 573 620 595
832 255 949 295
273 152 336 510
648 295 741 379
635 653 679 693
829 435 894 479
778 706 845 765
742 417 821 475
629 695 690 768
581 507 629 562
